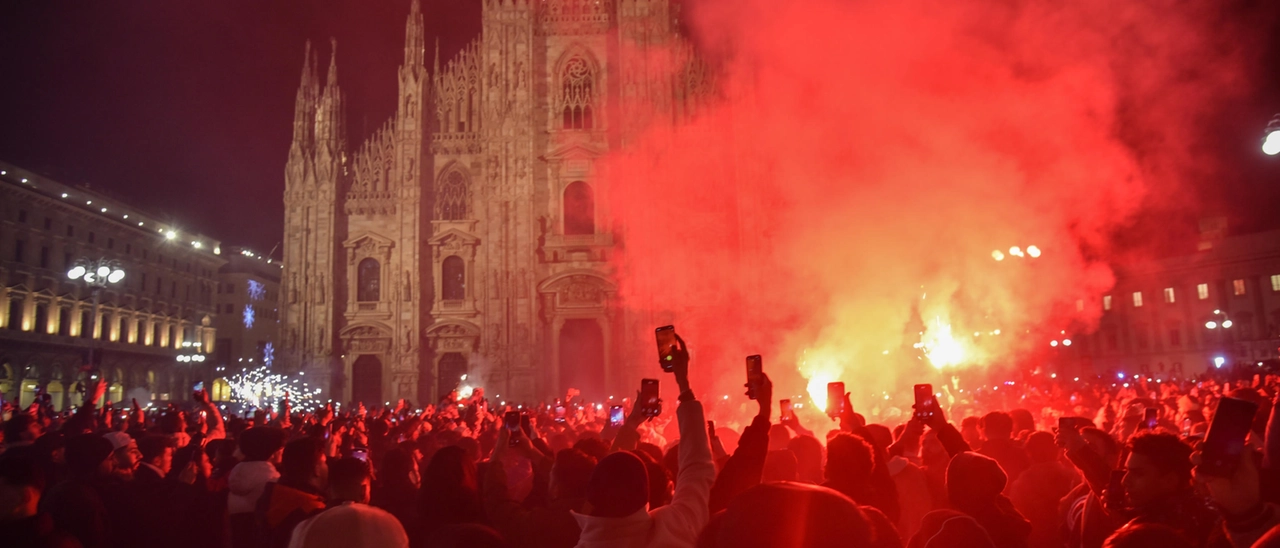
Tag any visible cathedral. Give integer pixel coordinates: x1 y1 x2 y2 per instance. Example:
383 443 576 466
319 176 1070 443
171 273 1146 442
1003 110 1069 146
279 0 713 405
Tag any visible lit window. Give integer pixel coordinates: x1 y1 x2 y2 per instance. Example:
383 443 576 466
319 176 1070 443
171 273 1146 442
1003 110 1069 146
1103 295 1112 311
1233 279 1246 296
1197 283 1209 300
1132 292 1143 308
1271 275 1280 292
1163 288 1175 303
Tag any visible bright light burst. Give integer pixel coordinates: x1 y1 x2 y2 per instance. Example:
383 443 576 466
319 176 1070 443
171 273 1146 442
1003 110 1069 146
917 318 965 369
227 365 322 410
798 349 839 412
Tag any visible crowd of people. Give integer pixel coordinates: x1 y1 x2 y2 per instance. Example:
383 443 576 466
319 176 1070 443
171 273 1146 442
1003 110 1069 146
1 336 1278 548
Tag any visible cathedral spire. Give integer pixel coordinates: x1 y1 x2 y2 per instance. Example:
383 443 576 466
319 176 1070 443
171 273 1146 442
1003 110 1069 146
291 40 318 149
404 0 424 67
316 38 345 149
433 37 440 76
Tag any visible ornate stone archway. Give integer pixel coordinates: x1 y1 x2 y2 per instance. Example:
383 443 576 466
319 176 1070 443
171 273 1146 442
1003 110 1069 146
537 271 617 399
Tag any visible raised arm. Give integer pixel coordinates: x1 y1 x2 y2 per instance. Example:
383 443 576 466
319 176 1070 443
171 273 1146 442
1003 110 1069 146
708 373 773 513
193 389 225 441
656 334 715 539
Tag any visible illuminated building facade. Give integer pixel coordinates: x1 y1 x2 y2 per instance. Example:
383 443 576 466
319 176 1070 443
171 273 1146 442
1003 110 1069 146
212 247 283 401
0 160 224 409
1064 223 1280 378
280 0 713 404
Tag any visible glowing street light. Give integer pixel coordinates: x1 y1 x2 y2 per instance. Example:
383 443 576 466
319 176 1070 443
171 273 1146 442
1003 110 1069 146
1026 245 1041 258
1264 115 1280 156
67 258 126 372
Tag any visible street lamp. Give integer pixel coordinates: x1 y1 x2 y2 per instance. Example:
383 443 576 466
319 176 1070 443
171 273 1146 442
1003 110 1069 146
67 259 125 370
1263 115 1280 156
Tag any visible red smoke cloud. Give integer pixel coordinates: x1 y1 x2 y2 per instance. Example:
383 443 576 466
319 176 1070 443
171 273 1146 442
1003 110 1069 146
604 0 1263 415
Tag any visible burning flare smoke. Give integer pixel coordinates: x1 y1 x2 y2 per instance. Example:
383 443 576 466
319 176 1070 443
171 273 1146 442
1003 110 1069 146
604 0 1264 411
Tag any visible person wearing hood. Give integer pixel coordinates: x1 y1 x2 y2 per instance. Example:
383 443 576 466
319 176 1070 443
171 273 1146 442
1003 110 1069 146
572 333 715 548
946 451 1032 548
229 426 286 548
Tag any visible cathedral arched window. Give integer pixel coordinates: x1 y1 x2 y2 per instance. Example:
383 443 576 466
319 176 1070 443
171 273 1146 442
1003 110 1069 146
560 57 595 130
563 181 595 235
438 171 469 221
442 256 465 301
357 258 380 302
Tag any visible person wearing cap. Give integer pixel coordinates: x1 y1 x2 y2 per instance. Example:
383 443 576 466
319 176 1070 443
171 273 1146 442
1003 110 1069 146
102 431 139 481
572 334 714 548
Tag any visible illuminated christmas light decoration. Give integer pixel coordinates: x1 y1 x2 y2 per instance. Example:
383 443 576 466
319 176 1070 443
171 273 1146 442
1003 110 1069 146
263 342 275 367
247 279 266 301
243 304 255 329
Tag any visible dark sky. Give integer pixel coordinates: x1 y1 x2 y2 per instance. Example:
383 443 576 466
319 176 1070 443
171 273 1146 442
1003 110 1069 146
0 0 1278 257
0 0 479 254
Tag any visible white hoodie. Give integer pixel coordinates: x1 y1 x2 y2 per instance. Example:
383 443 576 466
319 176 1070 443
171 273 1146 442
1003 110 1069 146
228 460 281 514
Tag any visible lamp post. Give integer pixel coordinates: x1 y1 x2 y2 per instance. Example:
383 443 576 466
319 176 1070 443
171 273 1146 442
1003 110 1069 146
67 259 125 372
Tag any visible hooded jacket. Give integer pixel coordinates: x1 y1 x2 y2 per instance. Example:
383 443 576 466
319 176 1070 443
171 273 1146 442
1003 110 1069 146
229 460 280 515
572 398 714 548
947 452 1032 548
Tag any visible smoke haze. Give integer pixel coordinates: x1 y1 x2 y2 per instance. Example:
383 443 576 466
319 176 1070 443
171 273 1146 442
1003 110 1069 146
604 0 1270 412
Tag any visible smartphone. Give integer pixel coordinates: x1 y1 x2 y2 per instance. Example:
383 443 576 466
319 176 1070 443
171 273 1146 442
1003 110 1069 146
640 378 661 418
554 405 567 423
826 382 845 418
609 405 625 428
351 447 369 462
655 326 678 372
1143 407 1158 430
1181 418 1193 438
504 411 521 431
780 399 794 422
913 384 934 421
745 355 763 400
520 413 532 436
193 381 204 392
1196 396 1259 477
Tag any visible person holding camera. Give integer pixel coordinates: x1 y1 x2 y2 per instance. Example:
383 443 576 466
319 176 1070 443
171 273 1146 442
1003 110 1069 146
572 332 714 548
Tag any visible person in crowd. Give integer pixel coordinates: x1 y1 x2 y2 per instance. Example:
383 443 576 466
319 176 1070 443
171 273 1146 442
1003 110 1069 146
259 437 328 548
0 446 79 547
421 444 483 541
288 457 409 548
978 412 1030 490
1009 431 1076 548
946 451 1032 548
572 333 715 548
1114 432 1218 545
39 433 118 548
229 426 286 548
371 446 424 546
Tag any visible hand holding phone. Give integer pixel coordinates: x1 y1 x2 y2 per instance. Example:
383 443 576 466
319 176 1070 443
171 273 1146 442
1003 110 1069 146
780 399 794 423
639 379 661 418
1196 397 1259 478
912 384 934 422
826 382 845 419
609 405 625 428
745 355 763 400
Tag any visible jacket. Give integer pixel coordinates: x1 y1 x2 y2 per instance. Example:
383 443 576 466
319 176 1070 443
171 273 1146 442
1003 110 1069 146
229 461 280 515
572 398 715 548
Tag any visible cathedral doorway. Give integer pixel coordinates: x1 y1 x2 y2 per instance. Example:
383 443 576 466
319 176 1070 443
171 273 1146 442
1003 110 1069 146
558 319 604 399
438 353 467 400
351 355 382 406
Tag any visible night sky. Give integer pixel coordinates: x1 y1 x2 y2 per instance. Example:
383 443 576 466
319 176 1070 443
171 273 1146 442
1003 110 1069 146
0 0 1278 257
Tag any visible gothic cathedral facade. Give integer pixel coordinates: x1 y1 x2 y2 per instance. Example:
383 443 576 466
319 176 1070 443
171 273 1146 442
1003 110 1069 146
280 0 711 405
